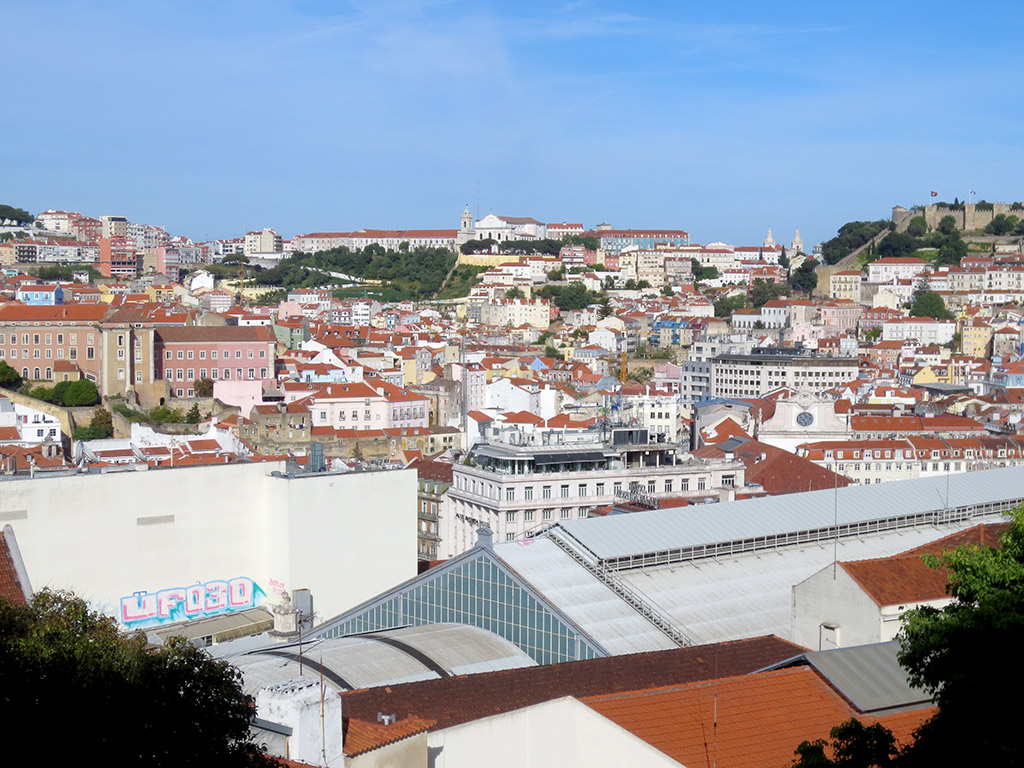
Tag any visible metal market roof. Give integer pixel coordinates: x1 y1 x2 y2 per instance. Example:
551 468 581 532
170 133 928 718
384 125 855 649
230 623 535 695
555 464 1024 564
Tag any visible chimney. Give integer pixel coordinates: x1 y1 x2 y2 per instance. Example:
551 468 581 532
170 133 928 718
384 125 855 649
476 526 494 549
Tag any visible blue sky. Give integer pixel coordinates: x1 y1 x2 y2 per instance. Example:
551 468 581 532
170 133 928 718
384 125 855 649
3 1 1022 248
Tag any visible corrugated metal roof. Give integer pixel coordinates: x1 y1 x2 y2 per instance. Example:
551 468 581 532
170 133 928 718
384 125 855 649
231 623 535 694
612 520 1000 646
556 465 1024 561
498 539 677 655
767 641 931 714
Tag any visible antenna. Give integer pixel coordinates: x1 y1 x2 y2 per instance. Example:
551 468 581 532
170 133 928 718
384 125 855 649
832 471 839 579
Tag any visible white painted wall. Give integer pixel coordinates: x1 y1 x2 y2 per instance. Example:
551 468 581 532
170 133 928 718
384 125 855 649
0 462 416 626
430 697 683 768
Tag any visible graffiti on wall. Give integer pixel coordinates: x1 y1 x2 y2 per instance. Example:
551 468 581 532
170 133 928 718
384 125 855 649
120 576 265 628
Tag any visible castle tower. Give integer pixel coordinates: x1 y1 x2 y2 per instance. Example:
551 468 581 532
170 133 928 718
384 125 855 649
792 228 803 253
763 228 775 248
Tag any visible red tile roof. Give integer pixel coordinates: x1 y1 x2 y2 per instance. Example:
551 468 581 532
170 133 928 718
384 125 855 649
841 522 1011 606
343 716 433 757
0 530 29 605
694 437 851 496
584 667 933 768
341 636 802 732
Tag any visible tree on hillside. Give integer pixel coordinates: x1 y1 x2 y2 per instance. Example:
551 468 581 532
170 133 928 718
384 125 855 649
906 216 928 237
751 278 789 307
909 291 953 320
194 377 214 398
985 213 1019 236
90 407 113 437
714 294 747 318
0 590 275 766
0 204 32 224
820 220 890 265
0 361 20 388
876 233 919 260
504 286 526 300
60 378 100 406
937 215 958 236
790 258 819 294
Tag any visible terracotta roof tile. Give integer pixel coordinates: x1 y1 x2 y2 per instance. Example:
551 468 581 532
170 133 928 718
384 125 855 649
840 523 1010 606
584 667 934 768
341 636 802 731
0 530 29 605
343 715 433 757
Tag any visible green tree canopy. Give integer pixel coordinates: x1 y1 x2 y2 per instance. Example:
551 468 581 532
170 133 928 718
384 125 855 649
906 216 927 237
194 377 214 398
937 215 958 236
750 278 789 307
504 286 526 300
0 360 21 388
0 204 33 224
790 505 1024 767
909 291 953 320
876 232 919 260
897 505 1024 766
0 590 274 766
714 294 747 318
820 220 890 265
790 258 819 293
985 213 1019 236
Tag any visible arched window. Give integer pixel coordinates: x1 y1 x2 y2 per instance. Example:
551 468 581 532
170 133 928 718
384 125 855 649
33 367 40 380
21 368 28 379
45 367 52 379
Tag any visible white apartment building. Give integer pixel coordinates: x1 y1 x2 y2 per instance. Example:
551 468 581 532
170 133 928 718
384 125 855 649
881 317 957 346
866 257 931 284
244 228 283 255
679 335 755 405
711 349 859 399
479 299 551 329
443 425 745 558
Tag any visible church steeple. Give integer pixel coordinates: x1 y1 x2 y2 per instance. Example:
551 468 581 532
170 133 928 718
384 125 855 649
792 228 803 253
763 228 775 248
460 204 473 234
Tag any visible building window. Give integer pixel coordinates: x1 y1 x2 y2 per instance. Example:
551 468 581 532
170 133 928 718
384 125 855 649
722 475 735 487
596 482 605 496
613 481 622 495
524 486 533 500
506 533 515 541
542 509 552 520
177 351 184 359
697 478 706 491
560 508 570 519
542 486 551 499
578 483 586 497
505 511 516 523
647 480 656 494
506 488 515 502
524 510 534 522
560 484 569 498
